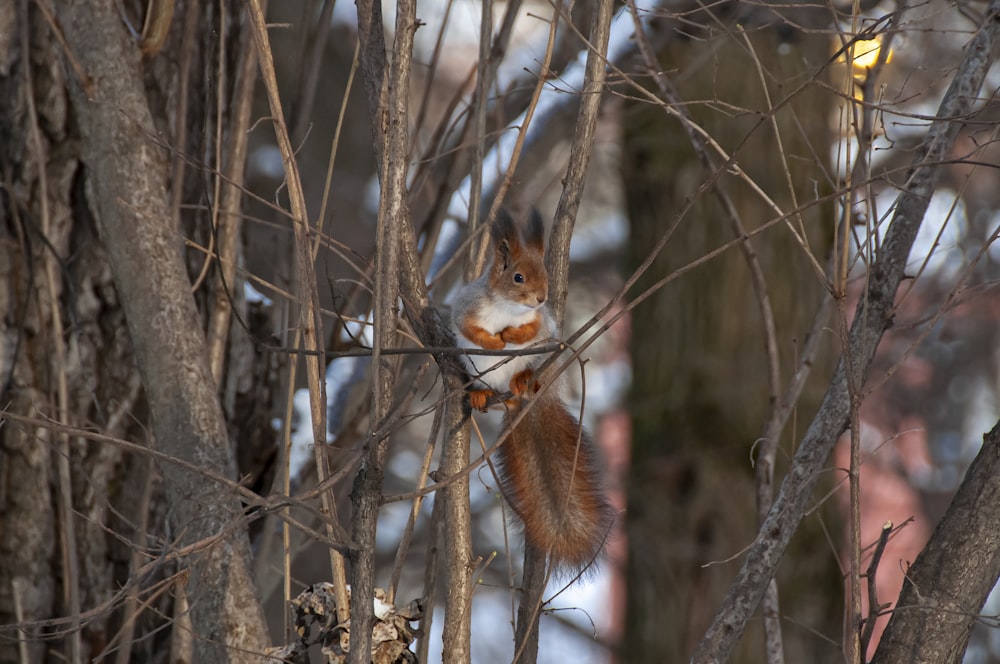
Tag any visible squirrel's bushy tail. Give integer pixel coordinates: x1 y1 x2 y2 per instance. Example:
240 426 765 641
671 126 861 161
498 393 613 574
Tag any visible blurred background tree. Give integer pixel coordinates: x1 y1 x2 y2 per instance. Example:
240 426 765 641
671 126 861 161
623 22 840 662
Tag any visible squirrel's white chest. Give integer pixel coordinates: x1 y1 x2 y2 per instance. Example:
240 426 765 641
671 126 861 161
470 298 539 334
454 298 553 394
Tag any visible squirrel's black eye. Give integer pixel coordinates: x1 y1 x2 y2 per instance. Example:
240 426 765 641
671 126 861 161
513 273 525 284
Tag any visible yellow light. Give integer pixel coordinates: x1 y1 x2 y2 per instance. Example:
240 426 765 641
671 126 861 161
851 37 891 70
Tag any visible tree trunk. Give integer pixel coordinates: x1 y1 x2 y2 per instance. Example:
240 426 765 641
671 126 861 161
1 2 273 661
622 25 838 662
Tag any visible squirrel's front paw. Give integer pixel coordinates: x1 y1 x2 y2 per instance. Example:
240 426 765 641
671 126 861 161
461 323 506 350
478 334 506 351
468 389 494 412
500 320 540 345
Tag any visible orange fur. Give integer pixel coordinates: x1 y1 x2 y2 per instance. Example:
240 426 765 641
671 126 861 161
459 319 506 351
500 318 542 345
499 391 612 574
468 389 494 413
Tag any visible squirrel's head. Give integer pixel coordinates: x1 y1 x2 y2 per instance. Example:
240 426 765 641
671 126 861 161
489 209 548 309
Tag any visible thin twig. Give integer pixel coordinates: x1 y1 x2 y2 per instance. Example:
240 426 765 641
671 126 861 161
315 37 360 259
188 0 224 295
11 578 29 663
478 0 563 268
415 472 444 663
289 0 336 145
21 3 81 659
112 454 154 664
168 0 198 229
842 11 866 663
206 3 258 383
387 404 444 603
466 0 494 281
859 521 894 657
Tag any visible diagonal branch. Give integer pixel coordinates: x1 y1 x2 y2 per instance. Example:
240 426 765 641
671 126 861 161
691 2 1000 660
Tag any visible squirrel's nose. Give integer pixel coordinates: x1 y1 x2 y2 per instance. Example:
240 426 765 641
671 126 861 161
536 294 546 305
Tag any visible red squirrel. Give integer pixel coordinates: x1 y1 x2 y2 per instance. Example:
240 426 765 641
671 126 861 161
451 209 612 574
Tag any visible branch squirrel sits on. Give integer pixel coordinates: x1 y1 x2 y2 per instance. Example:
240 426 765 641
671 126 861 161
450 209 612 574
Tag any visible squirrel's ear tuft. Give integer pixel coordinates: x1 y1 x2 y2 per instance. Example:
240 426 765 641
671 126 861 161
491 208 523 266
524 208 546 253
490 209 517 248
496 237 512 270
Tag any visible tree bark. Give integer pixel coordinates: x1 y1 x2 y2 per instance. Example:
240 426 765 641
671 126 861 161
55 1 270 661
1 4 138 661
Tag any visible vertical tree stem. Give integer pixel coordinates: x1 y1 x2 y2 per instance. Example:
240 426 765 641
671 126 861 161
350 0 418 661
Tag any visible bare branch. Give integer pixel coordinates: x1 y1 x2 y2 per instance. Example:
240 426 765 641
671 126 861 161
19 3 81 659
439 387 475 663
547 0 616 323
860 521 894 656
206 23 259 385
